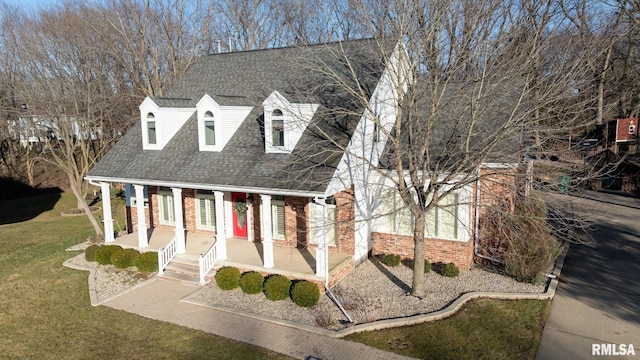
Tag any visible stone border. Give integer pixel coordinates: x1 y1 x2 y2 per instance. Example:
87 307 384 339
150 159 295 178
62 253 156 306
181 242 570 338
61 206 101 217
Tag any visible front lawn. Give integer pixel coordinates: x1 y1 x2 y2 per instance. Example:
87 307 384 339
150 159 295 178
346 298 550 360
0 192 289 359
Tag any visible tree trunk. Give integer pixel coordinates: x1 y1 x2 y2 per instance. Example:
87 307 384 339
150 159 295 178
68 173 104 241
411 212 426 297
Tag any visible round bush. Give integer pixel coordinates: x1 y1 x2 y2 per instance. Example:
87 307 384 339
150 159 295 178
291 281 320 308
85 244 100 262
111 248 140 269
263 275 291 301
239 271 264 294
382 254 401 267
135 251 158 272
439 262 460 277
94 245 122 265
215 267 241 290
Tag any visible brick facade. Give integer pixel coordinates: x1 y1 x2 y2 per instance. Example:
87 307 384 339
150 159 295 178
371 232 474 270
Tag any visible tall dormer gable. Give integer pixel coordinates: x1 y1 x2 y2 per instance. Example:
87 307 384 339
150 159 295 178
139 97 195 150
263 91 319 153
196 94 253 152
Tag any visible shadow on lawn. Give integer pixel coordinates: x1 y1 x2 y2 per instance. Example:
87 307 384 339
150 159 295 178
0 177 62 225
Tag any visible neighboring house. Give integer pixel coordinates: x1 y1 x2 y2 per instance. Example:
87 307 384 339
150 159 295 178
9 116 101 147
86 38 521 287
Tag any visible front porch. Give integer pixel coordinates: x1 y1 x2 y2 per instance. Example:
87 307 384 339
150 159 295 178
111 229 353 284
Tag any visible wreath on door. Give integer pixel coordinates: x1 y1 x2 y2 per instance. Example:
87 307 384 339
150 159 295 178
233 198 247 229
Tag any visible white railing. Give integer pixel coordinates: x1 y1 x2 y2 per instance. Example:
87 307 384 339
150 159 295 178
199 238 217 284
158 237 178 275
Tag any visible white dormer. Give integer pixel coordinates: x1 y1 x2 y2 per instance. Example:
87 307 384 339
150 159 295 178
263 91 319 153
139 97 195 150
196 94 253 152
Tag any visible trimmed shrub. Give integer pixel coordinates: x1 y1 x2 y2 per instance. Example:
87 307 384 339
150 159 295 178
215 267 241 290
439 262 460 277
111 248 140 269
263 275 291 301
382 254 401 267
94 245 122 265
135 251 158 272
239 271 264 294
291 280 320 308
85 244 100 262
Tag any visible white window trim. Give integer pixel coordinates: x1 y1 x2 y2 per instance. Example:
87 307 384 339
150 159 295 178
158 190 176 226
195 192 216 231
271 198 286 240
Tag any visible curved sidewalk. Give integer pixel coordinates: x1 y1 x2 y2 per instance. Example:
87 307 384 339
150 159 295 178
102 278 414 360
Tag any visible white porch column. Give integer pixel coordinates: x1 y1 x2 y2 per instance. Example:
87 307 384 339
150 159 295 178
100 182 115 243
171 187 186 253
214 191 227 260
314 199 328 278
133 184 148 248
261 194 274 268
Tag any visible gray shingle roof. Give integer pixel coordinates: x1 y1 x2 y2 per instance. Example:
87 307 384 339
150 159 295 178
88 38 394 193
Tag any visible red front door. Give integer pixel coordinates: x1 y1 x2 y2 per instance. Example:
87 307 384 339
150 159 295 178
231 192 248 238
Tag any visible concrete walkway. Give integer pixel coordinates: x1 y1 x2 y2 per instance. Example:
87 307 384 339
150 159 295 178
103 278 414 360
536 191 640 359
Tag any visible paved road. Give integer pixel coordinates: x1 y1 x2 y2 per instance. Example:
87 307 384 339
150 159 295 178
536 191 640 359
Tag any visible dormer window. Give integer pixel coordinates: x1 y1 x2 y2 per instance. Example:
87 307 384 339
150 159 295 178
629 124 636 135
272 110 284 146
204 111 215 145
146 113 156 145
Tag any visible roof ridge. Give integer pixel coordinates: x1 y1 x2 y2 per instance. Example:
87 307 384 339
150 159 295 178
204 37 381 57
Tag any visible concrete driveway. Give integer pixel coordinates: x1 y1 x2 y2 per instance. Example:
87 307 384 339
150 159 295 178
536 191 640 359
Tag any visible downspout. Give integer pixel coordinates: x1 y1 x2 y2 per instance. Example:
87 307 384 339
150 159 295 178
474 169 504 264
314 196 353 323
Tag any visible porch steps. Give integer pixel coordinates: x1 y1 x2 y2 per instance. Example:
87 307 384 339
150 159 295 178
160 255 212 285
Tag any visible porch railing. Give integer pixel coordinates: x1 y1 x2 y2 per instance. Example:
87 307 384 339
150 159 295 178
199 238 217 284
158 236 178 275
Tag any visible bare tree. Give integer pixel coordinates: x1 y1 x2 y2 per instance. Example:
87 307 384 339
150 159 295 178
298 0 601 296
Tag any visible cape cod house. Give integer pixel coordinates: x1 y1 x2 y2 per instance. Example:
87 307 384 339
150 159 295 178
86 38 521 287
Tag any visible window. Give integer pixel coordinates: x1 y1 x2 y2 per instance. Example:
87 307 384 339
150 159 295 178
381 188 460 240
308 202 337 246
204 120 215 145
147 113 156 145
271 195 285 239
272 109 284 146
426 193 458 239
196 192 216 231
158 191 175 225
128 184 148 207
629 124 636 135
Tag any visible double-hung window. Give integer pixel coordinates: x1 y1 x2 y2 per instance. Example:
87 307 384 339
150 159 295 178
271 195 285 239
146 113 156 145
272 110 284 147
204 111 215 146
195 192 216 231
425 193 458 239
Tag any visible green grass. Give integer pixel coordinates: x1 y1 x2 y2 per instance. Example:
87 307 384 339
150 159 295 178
0 192 290 359
346 298 551 360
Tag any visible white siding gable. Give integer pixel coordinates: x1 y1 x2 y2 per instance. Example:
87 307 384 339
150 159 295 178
196 94 253 152
139 97 195 150
263 91 318 153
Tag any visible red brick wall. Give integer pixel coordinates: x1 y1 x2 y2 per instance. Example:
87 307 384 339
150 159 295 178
371 232 474 270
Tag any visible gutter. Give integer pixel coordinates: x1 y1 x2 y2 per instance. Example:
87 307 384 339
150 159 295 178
84 176 325 198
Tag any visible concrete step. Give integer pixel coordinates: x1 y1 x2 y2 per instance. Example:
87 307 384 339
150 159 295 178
160 270 206 286
165 261 199 275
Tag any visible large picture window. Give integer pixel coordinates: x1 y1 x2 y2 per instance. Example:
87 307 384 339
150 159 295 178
196 192 216 231
380 188 461 240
